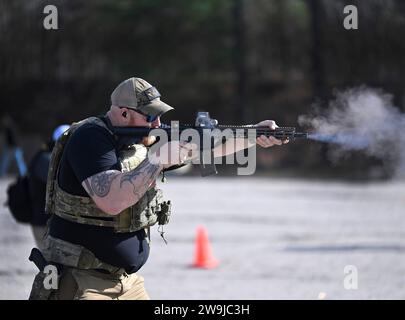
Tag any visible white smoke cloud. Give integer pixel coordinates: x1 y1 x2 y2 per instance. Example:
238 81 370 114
298 87 405 178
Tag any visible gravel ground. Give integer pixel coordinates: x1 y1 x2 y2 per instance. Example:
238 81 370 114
0 176 404 300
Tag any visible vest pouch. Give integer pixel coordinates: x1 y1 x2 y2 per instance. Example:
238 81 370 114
157 201 171 225
127 188 161 231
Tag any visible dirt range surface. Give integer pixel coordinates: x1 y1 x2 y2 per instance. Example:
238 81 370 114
0 176 404 300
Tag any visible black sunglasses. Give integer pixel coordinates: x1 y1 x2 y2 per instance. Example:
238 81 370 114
120 107 161 123
137 110 161 123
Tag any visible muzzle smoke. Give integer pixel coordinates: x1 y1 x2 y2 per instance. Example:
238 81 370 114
298 87 405 178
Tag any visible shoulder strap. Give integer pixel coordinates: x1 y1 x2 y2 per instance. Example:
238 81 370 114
45 117 111 215
45 128 70 215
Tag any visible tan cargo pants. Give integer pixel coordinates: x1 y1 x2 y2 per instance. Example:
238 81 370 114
53 267 150 300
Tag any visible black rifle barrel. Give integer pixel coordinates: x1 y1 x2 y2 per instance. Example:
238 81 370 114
112 126 308 139
288 132 308 139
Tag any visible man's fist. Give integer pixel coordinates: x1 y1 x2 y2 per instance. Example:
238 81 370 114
255 120 289 148
149 141 198 168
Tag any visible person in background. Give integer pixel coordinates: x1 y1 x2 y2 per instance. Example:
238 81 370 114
5 124 70 249
0 114 27 177
29 124 70 247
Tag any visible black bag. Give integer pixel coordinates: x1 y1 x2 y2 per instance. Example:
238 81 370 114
6 175 33 223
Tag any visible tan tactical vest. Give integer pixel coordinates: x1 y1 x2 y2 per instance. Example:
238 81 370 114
45 117 171 233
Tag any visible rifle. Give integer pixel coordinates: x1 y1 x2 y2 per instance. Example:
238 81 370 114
113 112 308 176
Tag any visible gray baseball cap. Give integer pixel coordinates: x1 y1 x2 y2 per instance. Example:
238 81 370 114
111 77 173 116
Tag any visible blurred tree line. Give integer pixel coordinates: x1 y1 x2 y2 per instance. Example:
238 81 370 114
1 0 405 178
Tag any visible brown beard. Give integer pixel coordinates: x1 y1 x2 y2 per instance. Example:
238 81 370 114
141 136 156 146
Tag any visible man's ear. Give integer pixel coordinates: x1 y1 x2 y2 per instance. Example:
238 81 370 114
121 108 128 118
117 107 131 125
120 107 132 123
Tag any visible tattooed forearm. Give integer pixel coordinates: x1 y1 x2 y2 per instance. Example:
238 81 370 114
82 159 162 215
84 179 94 196
120 159 162 200
89 171 120 197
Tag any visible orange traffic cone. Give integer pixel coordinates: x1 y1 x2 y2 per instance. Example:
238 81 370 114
192 225 219 269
